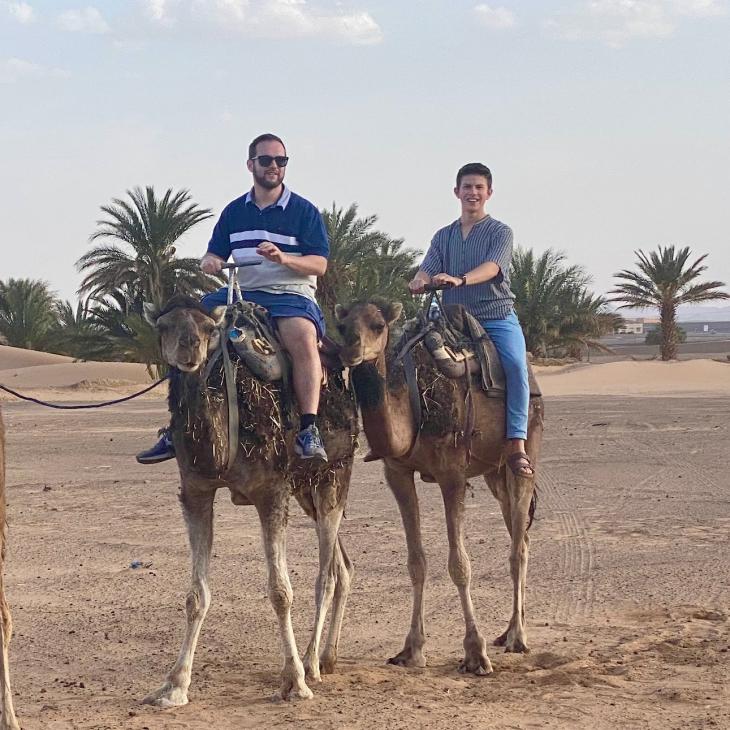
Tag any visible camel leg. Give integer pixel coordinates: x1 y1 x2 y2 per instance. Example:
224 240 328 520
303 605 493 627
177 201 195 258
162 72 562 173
489 469 534 654
440 479 493 676
256 491 313 701
301 499 343 683
143 488 215 707
385 463 427 668
0 581 19 730
320 536 354 674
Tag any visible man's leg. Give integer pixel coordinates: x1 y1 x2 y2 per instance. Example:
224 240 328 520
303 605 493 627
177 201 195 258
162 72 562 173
276 316 327 461
481 312 532 476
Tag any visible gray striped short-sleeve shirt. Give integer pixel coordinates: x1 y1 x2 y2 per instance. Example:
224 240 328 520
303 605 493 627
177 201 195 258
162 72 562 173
420 216 515 320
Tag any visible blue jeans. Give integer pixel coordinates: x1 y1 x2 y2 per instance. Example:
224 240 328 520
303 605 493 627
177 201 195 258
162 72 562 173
480 311 529 440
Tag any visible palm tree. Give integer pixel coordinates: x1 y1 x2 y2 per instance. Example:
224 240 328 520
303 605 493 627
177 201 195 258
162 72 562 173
318 203 420 322
511 248 620 359
555 289 623 360
76 186 221 309
611 245 729 360
510 249 587 356
46 299 112 361
0 278 58 350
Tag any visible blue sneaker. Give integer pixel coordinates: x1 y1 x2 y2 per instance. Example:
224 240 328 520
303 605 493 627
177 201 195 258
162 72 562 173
136 428 175 464
294 424 328 462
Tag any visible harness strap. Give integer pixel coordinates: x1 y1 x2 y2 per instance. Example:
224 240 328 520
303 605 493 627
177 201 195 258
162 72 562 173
220 322 239 473
401 348 422 457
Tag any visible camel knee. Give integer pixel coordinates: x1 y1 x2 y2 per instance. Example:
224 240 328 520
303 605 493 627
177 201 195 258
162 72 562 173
407 552 427 585
185 583 210 622
448 549 471 587
269 579 293 616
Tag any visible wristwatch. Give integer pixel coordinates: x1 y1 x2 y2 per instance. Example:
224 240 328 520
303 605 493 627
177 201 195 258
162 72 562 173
460 274 468 287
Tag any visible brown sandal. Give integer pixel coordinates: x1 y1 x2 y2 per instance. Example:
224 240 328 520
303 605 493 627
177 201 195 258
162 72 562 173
506 451 535 478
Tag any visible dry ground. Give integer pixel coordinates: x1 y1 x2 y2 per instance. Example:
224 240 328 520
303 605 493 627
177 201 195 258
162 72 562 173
2 394 728 729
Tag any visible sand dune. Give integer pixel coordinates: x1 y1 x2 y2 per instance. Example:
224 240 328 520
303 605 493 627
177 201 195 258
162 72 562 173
1 344 729 398
535 358 730 396
0 345 74 369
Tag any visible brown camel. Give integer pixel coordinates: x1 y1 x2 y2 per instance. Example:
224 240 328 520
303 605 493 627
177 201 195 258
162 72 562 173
335 299 543 674
142 296 358 703
0 409 20 730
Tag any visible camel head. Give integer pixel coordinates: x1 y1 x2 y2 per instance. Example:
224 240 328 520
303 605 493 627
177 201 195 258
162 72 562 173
334 298 403 367
144 295 226 372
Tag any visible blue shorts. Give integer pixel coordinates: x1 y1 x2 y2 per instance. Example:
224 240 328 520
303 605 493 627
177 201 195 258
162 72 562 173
200 287 326 339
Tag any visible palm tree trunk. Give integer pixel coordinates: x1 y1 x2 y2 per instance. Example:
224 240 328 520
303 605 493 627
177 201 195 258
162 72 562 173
660 301 677 360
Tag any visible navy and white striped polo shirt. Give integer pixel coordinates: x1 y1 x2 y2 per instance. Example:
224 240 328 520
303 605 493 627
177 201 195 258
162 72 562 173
207 185 329 301
420 215 515 320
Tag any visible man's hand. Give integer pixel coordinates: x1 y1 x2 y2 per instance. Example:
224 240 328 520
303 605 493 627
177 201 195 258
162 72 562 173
257 241 288 265
200 253 225 274
432 273 463 288
408 272 432 295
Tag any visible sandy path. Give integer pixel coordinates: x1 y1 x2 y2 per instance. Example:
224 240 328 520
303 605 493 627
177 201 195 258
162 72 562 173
1 395 728 729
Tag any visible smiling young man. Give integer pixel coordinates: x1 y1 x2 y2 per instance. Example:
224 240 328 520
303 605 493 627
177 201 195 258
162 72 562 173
408 162 534 477
137 133 331 463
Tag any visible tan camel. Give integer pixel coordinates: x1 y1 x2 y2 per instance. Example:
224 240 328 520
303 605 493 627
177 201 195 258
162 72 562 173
142 296 357 703
0 409 20 730
335 299 543 674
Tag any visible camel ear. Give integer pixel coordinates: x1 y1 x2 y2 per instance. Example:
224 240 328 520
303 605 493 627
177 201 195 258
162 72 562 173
209 306 227 326
382 302 403 325
334 304 349 321
143 302 159 327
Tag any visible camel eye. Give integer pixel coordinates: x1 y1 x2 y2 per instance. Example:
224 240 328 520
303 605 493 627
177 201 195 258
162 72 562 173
202 322 216 335
370 323 385 334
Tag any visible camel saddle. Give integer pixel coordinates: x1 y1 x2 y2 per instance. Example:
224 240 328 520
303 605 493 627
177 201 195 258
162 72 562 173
396 304 541 399
212 300 343 383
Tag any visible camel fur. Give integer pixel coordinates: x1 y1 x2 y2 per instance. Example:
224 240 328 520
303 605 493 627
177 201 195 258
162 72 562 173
143 295 357 704
335 299 544 674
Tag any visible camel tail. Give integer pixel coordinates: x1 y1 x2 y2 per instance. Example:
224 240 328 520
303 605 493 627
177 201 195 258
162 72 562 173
527 486 538 531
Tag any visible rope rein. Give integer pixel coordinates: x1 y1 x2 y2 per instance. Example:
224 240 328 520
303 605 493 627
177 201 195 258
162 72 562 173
0 375 169 410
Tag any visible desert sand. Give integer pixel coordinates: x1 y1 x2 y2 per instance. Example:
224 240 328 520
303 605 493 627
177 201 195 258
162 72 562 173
0 345 728 729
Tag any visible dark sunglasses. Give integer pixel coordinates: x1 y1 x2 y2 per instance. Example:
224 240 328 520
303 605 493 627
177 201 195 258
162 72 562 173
250 155 289 168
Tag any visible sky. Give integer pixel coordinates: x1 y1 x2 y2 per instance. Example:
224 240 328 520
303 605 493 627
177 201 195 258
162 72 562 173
1 0 729 303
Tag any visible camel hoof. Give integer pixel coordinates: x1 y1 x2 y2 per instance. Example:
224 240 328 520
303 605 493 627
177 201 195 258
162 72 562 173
320 649 337 675
275 683 314 702
387 652 426 668
141 683 189 708
504 639 530 654
458 656 493 676
493 630 509 647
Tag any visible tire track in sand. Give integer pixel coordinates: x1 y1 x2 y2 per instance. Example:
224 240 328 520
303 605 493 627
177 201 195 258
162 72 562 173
537 465 596 626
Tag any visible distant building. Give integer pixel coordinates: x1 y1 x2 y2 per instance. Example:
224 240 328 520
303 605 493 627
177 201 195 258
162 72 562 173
615 317 660 335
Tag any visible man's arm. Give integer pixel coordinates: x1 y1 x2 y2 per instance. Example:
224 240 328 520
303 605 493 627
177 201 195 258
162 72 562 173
432 261 500 288
201 252 226 274
256 242 327 276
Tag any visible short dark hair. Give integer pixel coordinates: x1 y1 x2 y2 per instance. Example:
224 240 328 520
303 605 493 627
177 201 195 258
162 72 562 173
456 162 492 190
248 133 286 160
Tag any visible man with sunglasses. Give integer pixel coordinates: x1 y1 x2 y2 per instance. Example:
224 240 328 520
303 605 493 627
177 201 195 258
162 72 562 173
137 132 331 463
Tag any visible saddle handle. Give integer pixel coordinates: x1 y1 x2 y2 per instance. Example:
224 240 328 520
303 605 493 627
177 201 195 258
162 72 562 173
222 261 263 305
422 282 454 292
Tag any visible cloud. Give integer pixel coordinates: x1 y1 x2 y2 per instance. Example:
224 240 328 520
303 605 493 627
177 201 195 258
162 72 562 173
142 0 383 44
546 0 728 47
0 57 69 84
58 6 111 33
142 0 176 24
4 1 35 23
473 4 517 29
